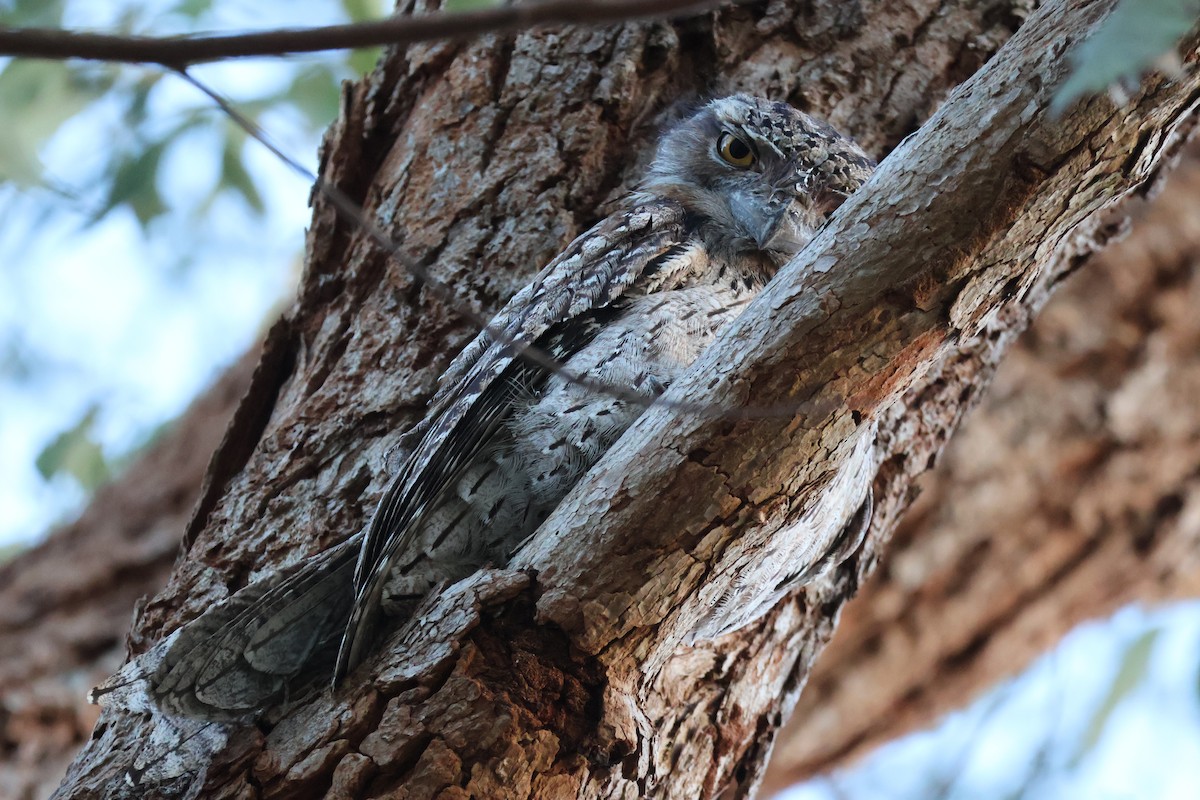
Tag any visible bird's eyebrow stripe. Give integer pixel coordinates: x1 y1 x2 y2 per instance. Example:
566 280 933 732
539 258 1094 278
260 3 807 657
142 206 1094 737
745 128 786 159
729 126 761 155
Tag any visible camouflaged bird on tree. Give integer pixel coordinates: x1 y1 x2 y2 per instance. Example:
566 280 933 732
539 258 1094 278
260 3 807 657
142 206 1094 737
92 99 877 749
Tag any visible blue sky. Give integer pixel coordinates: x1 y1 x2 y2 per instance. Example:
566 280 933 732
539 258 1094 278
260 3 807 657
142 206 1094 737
0 0 352 547
782 603 1200 800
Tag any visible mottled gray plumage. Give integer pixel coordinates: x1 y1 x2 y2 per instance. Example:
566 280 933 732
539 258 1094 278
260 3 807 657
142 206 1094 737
108 95 875 723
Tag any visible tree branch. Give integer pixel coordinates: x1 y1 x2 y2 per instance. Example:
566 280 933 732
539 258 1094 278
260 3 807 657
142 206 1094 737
0 0 719 67
765 146 1200 789
419 0 1199 794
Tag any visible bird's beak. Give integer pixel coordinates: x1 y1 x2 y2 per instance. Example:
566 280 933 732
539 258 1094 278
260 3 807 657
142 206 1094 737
724 191 811 260
731 191 810 258
755 206 810 257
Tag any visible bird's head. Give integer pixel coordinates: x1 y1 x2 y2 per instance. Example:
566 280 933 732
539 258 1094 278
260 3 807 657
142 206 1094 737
639 95 875 264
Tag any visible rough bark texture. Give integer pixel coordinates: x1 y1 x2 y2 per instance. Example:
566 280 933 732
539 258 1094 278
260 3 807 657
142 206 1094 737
763 146 1200 792
1 1 1193 798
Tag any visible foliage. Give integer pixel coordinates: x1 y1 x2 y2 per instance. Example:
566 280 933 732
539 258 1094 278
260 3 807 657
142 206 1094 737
34 405 111 492
445 0 499 11
1072 627 1159 762
0 0 382 236
0 60 114 186
1054 0 1200 113
0 0 384 505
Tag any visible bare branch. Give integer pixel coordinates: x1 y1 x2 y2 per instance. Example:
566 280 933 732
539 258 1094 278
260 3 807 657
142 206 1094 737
0 0 720 67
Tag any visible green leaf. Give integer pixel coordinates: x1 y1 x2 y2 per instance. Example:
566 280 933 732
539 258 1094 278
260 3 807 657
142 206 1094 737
348 45 383 76
35 406 112 492
172 0 214 19
0 60 110 186
123 73 164 129
220 131 265 214
102 139 169 227
340 0 387 22
1072 628 1159 763
0 0 67 26
283 65 342 128
1053 0 1200 114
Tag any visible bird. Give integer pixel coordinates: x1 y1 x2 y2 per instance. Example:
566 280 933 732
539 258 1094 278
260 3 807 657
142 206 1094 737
131 94 877 722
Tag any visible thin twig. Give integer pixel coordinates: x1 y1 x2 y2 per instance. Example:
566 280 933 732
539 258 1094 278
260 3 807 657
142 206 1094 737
178 69 830 421
0 0 722 68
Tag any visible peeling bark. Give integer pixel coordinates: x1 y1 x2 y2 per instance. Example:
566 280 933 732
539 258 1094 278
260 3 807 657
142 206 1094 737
10 1 1196 798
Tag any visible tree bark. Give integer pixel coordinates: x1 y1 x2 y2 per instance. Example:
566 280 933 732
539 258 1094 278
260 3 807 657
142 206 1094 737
762 145 1200 793
8 1 1194 798
15 154 1199 800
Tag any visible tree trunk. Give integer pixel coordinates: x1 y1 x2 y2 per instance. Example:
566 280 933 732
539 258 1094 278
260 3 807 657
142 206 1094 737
7 1 1194 798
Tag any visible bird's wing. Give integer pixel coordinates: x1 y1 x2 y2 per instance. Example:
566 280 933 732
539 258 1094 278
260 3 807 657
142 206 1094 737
336 200 690 680
149 535 360 720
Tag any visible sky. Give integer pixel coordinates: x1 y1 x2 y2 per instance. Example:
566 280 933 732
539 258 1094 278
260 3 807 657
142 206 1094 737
780 602 1200 800
0 0 354 548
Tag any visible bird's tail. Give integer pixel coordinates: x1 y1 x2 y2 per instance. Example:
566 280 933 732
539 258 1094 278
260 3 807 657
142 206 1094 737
147 535 360 720
333 570 387 685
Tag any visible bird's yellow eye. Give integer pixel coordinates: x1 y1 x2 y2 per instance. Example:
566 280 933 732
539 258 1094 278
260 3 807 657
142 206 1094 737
717 132 756 168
